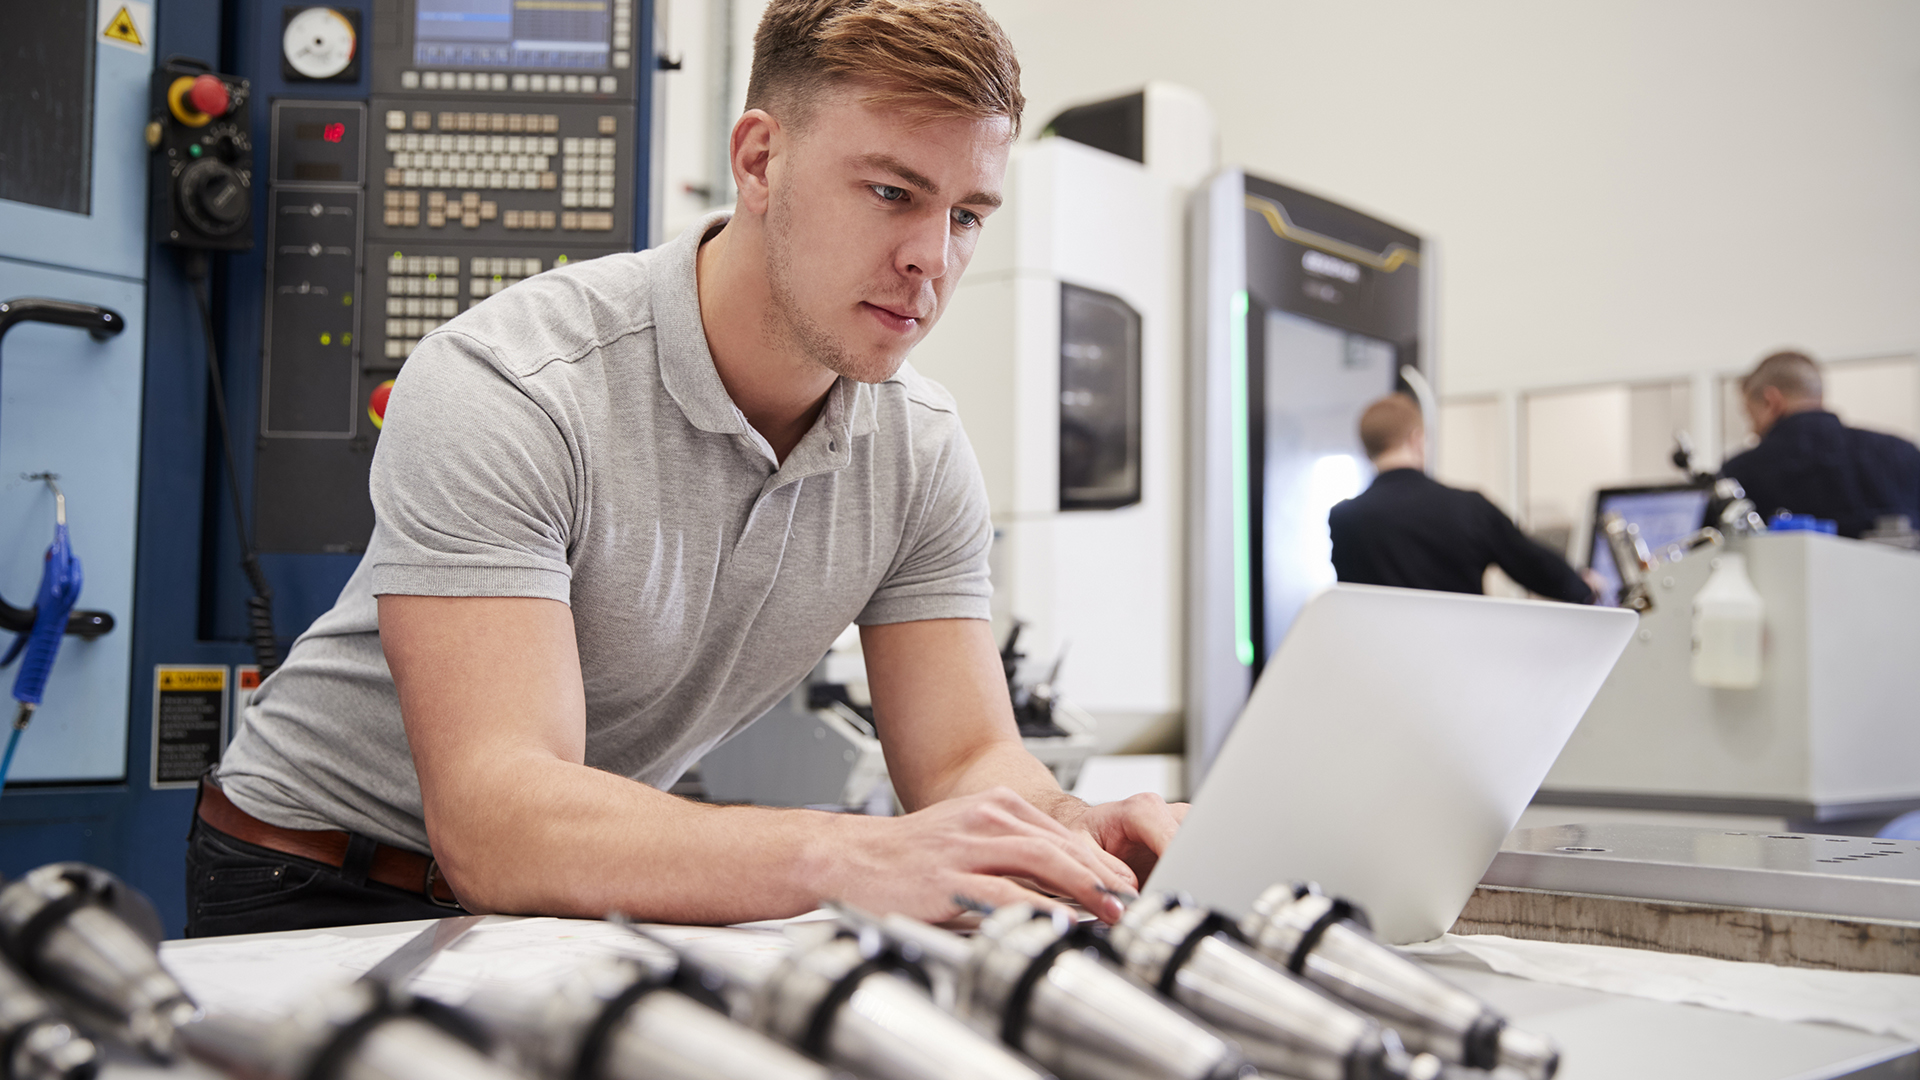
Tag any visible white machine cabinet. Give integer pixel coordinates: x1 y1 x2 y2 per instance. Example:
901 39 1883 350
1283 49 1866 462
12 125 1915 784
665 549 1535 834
1542 532 1920 821
909 88 1215 754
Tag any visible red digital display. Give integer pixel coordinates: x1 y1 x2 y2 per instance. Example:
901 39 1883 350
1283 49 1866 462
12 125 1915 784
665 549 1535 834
323 122 345 143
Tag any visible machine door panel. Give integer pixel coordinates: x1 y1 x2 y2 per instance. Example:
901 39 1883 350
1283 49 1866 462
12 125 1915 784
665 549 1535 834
0 258 146 782
0 0 154 280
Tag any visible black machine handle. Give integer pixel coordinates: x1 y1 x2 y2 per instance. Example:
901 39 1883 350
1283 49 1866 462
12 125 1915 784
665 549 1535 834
0 297 126 642
0 298 127 343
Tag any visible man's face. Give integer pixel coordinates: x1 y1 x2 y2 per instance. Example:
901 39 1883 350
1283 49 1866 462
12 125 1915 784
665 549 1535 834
761 87 1011 384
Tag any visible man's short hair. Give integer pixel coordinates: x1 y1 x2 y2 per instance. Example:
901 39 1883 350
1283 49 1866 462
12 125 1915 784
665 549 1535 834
1358 393 1424 460
746 0 1024 136
1742 350 1823 403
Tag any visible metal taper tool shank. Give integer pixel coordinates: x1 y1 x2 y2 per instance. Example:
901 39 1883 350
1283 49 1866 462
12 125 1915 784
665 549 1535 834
1239 885 1558 1080
0 864 195 1061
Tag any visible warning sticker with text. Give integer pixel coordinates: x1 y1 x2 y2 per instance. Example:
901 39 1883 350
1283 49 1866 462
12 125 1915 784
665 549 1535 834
152 666 228 789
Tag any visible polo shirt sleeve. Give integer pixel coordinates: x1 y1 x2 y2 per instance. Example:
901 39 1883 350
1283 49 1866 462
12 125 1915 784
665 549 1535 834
365 330 576 603
857 421 994 625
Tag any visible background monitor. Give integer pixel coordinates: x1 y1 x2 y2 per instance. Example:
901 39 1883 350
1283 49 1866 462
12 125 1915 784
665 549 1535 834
1586 483 1713 606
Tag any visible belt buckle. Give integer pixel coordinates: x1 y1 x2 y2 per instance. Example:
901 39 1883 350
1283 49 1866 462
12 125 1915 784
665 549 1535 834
422 859 463 910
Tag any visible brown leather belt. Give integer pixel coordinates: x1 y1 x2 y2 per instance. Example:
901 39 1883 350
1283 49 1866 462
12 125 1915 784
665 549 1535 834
196 778 462 907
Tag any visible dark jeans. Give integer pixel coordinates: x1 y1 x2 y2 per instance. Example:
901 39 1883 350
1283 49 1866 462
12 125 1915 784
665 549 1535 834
184 817 466 938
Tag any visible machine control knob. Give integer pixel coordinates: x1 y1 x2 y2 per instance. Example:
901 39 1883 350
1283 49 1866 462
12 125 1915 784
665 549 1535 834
188 74 231 117
176 158 250 237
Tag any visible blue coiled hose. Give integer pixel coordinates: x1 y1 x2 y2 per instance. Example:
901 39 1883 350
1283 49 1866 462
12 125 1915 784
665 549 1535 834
0 482 83 789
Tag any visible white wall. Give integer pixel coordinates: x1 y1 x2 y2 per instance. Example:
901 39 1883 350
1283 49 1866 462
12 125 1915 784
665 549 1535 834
667 1 1920 393
668 2 1920 507
984 0 1920 398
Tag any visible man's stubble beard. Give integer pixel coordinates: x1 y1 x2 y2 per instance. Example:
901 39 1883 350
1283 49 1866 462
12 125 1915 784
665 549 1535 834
762 183 908 385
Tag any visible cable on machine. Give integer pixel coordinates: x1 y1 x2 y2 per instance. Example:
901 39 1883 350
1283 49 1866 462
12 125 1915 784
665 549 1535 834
178 249 281 678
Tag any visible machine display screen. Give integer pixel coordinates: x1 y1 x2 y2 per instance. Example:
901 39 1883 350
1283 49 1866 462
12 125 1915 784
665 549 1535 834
415 0 610 70
1587 486 1712 607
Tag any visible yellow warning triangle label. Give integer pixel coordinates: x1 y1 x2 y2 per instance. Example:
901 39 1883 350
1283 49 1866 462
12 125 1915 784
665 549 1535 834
103 6 142 46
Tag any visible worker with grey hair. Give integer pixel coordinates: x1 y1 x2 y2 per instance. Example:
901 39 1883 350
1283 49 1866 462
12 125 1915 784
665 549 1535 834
1721 350 1920 538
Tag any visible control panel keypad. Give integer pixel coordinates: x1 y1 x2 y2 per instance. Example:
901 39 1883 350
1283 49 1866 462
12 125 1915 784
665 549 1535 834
375 251 567 361
370 102 627 239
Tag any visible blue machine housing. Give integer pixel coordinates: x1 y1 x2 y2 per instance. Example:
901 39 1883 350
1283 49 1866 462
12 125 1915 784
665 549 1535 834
1 0 656 936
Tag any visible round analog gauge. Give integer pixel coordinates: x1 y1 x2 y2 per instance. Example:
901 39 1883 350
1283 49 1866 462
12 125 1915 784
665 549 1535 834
284 7 357 80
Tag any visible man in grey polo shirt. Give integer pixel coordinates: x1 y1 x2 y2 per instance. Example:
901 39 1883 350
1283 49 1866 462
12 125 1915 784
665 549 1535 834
188 0 1182 935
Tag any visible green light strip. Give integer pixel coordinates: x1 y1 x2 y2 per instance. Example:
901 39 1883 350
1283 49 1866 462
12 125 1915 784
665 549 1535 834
1229 290 1255 667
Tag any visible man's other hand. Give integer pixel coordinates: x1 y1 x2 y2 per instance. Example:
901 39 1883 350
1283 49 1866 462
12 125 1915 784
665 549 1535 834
1056 793 1187 884
825 787 1138 924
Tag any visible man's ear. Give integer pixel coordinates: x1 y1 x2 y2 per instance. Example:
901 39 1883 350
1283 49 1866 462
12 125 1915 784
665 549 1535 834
731 110 780 217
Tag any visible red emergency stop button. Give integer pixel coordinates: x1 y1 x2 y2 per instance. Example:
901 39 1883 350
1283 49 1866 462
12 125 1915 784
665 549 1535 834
188 75 230 118
368 379 395 430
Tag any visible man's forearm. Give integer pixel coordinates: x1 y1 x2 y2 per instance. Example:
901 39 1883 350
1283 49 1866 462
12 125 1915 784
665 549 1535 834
431 749 865 923
896 735 1086 826
430 746 1135 926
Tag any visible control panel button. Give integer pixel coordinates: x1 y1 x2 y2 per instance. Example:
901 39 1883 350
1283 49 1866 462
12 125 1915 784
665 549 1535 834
189 74 232 117
368 379 395 429
167 75 217 127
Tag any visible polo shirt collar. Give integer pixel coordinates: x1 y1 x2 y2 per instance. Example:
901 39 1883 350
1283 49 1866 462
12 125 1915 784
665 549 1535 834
653 211 878 456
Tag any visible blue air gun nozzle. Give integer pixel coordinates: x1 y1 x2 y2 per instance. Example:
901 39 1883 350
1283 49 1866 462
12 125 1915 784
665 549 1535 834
1 478 83 789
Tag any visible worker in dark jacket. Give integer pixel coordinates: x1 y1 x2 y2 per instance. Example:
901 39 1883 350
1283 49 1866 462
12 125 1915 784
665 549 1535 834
1329 394 1595 603
1721 350 1920 538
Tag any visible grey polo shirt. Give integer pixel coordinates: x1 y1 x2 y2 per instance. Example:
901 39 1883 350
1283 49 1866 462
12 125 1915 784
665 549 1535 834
215 212 994 851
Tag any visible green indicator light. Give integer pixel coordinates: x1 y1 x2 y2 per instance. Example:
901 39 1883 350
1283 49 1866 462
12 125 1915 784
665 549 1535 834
188 144 203 157
319 332 332 345
1229 289 1255 668
555 254 569 265
342 294 352 306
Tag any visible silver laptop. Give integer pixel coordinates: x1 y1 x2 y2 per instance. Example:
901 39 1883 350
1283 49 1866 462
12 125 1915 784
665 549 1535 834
1147 584 1636 944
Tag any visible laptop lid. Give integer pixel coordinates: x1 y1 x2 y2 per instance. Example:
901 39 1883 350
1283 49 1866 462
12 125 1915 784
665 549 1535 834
1146 584 1636 944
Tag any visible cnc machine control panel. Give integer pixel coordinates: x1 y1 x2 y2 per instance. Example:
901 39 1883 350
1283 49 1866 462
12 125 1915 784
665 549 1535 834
256 0 643 552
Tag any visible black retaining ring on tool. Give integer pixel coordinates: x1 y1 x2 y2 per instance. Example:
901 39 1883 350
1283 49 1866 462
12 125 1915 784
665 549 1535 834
666 956 732 1015
1462 1014 1506 1072
5 887 97 984
1 866 134 984
1155 904 1245 998
301 985 490 1080
798 937 932 1061
300 991 400 1080
571 973 672 1080
1 866 165 985
1001 920 1118 1051
1282 896 1365 976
